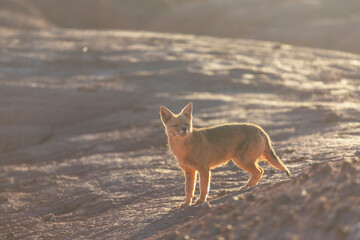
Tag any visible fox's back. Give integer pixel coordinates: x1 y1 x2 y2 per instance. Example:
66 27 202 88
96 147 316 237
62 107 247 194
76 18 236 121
196 123 263 142
190 123 264 167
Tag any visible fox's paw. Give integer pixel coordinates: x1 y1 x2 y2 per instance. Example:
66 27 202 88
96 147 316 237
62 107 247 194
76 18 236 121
178 202 191 208
194 198 206 205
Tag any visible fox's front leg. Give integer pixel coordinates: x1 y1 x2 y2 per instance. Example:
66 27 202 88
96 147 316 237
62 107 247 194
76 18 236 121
180 169 196 207
195 168 210 204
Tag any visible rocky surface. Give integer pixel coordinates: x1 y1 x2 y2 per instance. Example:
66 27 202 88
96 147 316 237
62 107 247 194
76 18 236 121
143 158 360 240
0 29 359 239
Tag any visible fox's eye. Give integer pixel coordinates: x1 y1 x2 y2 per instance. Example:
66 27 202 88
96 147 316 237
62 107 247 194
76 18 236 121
184 123 190 126
172 124 179 127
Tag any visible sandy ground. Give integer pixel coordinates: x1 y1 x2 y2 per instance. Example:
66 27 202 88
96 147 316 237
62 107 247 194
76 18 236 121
0 29 360 240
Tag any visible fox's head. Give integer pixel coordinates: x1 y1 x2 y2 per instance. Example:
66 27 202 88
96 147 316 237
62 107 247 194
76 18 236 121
160 102 193 137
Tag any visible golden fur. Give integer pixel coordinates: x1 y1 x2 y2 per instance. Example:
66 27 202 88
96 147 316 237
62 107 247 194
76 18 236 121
160 102 291 207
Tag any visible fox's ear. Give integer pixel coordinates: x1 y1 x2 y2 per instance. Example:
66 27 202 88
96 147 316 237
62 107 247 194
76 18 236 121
180 102 193 119
160 106 175 125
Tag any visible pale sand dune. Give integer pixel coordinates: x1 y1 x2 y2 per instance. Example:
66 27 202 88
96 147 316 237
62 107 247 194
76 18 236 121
1 0 360 53
147 0 360 54
0 0 52 30
0 29 359 239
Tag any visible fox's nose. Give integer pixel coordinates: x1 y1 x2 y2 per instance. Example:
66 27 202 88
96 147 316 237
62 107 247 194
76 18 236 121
181 127 187 132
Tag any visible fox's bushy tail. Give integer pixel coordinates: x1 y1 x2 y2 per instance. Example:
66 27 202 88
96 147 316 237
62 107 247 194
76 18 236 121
262 132 291 177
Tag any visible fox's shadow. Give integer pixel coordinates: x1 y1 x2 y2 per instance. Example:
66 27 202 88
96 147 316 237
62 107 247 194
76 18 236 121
128 187 254 240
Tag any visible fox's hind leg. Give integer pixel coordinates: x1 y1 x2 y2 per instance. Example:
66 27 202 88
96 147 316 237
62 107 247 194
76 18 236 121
233 160 264 189
242 163 263 188
232 137 265 189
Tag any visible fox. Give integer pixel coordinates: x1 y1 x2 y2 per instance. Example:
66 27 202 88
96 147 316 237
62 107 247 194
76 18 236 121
160 102 291 207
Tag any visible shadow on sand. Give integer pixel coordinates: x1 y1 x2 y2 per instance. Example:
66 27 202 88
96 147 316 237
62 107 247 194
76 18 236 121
129 188 254 240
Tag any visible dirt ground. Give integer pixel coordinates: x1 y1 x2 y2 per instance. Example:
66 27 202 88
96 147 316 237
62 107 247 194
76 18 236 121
0 29 359 240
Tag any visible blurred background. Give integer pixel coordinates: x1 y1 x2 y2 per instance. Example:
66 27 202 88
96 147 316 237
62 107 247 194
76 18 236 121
1 0 360 54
